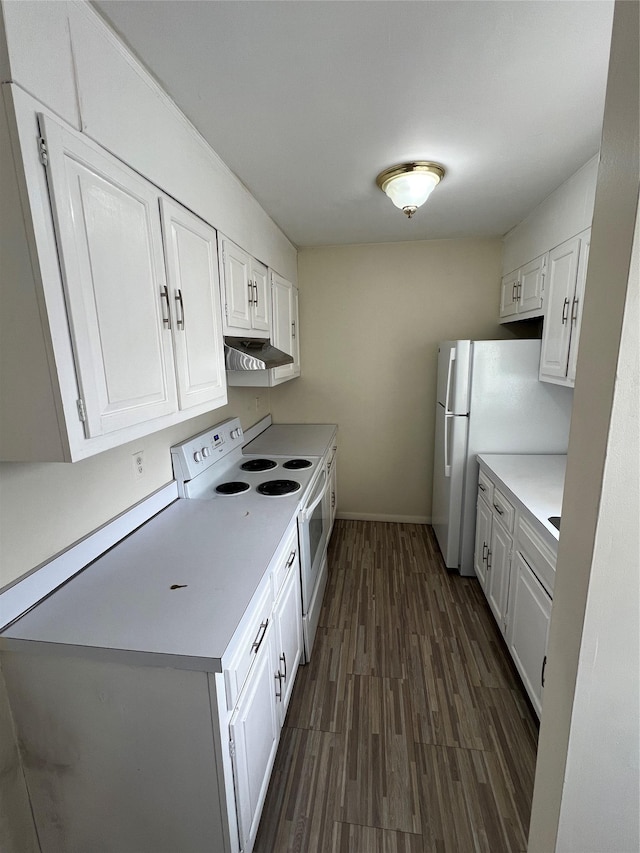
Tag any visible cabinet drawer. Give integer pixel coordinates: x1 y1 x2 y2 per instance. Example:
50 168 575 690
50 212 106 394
516 515 557 597
224 577 273 710
477 469 494 506
272 525 299 601
492 488 515 533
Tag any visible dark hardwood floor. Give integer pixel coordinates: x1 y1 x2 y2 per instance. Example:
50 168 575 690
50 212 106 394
255 520 538 853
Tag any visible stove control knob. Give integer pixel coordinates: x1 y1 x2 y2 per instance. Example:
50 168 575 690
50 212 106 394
193 450 202 463
231 427 242 440
202 447 211 458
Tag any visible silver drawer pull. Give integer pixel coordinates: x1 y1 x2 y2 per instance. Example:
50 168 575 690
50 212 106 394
482 543 488 562
487 548 492 569
275 671 283 701
478 483 486 492
286 550 296 568
280 652 287 680
493 503 504 515
251 619 269 654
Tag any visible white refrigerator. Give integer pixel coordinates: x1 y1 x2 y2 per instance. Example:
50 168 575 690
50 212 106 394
432 339 573 576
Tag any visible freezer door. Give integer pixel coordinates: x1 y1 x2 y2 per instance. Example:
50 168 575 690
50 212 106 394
436 341 471 414
432 403 469 569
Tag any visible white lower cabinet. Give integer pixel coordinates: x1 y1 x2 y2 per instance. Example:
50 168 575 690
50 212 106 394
473 495 492 592
486 516 512 633
506 553 552 717
229 622 280 853
273 556 303 721
1 522 303 853
474 465 556 717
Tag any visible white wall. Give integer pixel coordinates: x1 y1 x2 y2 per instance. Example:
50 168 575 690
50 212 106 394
528 2 640 848
271 238 508 522
0 388 270 590
502 157 598 275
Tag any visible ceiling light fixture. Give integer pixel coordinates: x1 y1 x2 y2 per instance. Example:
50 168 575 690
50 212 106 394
376 161 445 218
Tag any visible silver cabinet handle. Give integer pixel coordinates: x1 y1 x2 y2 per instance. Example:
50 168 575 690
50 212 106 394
160 285 171 329
482 542 488 562
253 282 258 306
478 483 486 492
493 503 504 516
292 321 296 339
247 282 254 305
512 282 517 302
175 289 185 330
251 619 269 654
280 652 287 680
275 671 283 701
541 654 547 687
517 282 522 300
561 297 570 324
570 297 579 324
286 550 296 568
487 549 492 569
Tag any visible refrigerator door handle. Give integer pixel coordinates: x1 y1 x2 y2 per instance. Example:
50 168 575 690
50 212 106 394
444 413 453 477
444 348 456 414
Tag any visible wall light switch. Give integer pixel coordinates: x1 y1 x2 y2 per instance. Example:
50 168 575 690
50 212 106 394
132 450 144 480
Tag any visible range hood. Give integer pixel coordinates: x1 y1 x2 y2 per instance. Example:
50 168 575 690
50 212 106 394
224 337 294 371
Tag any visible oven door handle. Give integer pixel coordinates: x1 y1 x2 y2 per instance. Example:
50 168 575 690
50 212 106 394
299 469 328 522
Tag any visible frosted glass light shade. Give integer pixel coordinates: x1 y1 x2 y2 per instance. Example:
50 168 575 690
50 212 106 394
376 162 445 218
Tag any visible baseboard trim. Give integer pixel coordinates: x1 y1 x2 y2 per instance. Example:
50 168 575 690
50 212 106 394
336 512 430 525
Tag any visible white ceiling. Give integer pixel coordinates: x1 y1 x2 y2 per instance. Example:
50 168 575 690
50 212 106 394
94 0 614 248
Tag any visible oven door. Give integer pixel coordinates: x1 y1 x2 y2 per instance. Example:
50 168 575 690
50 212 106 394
298 467 331 611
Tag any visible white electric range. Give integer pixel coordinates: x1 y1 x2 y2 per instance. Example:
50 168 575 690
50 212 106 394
170 417 337 660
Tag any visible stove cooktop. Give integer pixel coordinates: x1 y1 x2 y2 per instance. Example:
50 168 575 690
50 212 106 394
171 417 321 505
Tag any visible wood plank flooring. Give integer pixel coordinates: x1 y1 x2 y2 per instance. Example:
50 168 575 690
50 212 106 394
255 521 538 853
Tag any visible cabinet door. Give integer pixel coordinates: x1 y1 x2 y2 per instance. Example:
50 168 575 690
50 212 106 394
567 229 591 384
221 237 252 333
230 624 279 853
474 496 492 592
271 273 300 384
499 270 520 318
250 259 270 333
159 199 227 412
518 254 546 314
486 517 512 633
539 236 580 381
506 553 552 716
274 565 303 723
40 114 178 437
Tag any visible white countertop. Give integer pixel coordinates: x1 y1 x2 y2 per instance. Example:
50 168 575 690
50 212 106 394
476 454 566 547
244 423 337 457
2 422 338 670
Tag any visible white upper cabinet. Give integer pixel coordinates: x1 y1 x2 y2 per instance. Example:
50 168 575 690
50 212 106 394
41 114 179 437
499 254 546 322
270 272 300 385
0 87 228 462
539 229 591 386
226 270 301 388
566 230 590 384
219 236 271 338
159 198 227 412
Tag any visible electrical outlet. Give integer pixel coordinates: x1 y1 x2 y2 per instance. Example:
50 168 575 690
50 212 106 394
132 450 144 480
